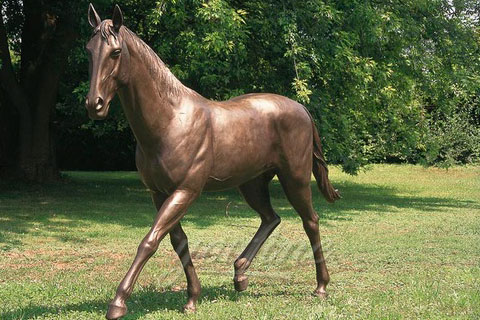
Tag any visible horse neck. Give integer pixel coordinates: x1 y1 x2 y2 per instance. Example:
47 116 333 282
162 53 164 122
117 30 192 153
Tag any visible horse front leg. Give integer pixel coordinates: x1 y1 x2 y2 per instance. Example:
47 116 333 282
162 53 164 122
152 193 201 312
106 189 199 320
169 223 201 312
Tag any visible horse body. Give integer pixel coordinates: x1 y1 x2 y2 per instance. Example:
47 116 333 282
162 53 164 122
206 93 312 191
85 5 339 320
122 55 313 194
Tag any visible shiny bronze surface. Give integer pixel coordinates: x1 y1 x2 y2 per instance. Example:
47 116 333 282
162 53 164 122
85 4 340 319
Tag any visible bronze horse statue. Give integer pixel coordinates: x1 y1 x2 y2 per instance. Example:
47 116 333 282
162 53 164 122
85 4 340 319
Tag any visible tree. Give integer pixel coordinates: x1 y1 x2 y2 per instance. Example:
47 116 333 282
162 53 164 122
0 0 86 181
2 0 478 177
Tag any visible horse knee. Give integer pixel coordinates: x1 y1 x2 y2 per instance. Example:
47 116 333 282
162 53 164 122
302 214 319 232
138 238 158 256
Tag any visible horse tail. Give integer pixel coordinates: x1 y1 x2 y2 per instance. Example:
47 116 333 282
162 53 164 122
307 110 340 203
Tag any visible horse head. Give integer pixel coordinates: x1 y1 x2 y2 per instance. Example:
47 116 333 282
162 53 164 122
85 4 130 120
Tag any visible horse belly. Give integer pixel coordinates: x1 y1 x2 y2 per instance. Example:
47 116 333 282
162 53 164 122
204 164 275 191
204 127 277 191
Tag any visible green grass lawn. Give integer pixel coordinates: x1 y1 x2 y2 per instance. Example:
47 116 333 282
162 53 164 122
1 165 479 319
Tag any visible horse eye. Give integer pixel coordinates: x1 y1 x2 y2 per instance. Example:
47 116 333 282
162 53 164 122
111 49 122 57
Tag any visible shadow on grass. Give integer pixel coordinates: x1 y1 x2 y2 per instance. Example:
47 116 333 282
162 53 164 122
0 171 478 249
0 284 250 320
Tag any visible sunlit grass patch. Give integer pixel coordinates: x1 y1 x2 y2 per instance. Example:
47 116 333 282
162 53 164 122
1 165 479 319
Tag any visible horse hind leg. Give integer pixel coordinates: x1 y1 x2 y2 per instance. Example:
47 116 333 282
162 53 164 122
234 172 281 291
277 170 330 297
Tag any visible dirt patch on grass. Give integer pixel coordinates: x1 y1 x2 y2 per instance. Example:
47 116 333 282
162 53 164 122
0 247 136 282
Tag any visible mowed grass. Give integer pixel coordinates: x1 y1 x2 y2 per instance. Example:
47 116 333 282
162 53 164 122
0 165 479 319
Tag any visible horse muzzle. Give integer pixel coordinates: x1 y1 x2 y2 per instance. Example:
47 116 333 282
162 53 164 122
85 96 109 120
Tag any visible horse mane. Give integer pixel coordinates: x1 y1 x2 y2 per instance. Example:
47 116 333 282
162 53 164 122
96 20 190 99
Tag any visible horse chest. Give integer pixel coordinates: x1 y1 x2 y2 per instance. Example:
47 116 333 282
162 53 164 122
136 151 187 194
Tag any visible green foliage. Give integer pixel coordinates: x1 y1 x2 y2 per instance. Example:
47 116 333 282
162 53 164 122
42 0 480 171
422 105 480 167
155 0 249 99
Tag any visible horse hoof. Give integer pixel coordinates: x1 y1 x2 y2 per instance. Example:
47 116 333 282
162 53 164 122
106 302 127 319
313 289 328 299
233 275 249 292
183 301 196 313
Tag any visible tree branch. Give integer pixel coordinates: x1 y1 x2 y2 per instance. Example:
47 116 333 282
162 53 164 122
0 11 33 166
0 12 30 114
0 13 16 89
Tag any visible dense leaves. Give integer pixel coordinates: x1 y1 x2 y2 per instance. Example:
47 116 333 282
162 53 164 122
3 0 479 173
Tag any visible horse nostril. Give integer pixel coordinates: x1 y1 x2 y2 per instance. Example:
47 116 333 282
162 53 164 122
95 97 104 110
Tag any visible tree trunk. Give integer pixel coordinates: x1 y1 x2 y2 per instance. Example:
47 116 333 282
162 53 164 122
0 2 76 182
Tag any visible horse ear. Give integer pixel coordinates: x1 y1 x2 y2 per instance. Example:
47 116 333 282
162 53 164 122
112 5 123 32
88 3 101 28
